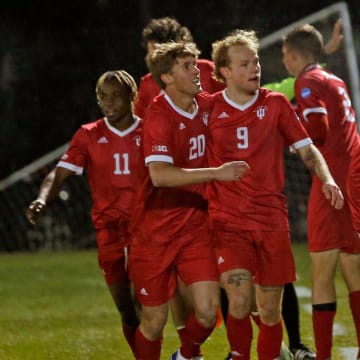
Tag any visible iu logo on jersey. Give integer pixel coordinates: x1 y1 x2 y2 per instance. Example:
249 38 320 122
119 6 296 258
133 135 141 147
255 106 268 120
202 112 209 126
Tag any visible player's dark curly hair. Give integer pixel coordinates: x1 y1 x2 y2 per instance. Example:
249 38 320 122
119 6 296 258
141 17 193 48
96 70 138 110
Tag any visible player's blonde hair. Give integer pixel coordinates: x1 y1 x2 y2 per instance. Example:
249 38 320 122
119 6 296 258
146 41 200 89
212 29 259 82
283 24 324 62
96 70 138 108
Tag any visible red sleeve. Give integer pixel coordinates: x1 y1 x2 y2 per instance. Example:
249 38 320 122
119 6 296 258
135 74 161 118
197 59 225 94
302 112 329 146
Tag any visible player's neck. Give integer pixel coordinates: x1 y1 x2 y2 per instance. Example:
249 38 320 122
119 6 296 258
108 113 135 131
165 89 196 113
225 87 256 106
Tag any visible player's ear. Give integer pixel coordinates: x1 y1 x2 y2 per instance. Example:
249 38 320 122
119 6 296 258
219 66 229 80
161 73 173 85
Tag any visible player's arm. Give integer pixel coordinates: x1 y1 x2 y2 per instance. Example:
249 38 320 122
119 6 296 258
26 167 75 225
296 143 343 209
148 161 250 187
323 19 343 55
302 112 330 146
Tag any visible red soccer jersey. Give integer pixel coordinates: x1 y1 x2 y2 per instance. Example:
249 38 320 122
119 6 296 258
57 116 143 228
207 88 312 231
295 64 360 189
135 58 224 118
132 92 213 245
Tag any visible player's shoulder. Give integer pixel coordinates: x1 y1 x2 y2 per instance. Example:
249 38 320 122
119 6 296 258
259 88 288 102
80 118 105 131
196 91 216 109
197 58 215 70
139 72 154 83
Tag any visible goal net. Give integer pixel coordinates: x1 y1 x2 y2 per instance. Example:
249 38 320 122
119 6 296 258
0 2 358 250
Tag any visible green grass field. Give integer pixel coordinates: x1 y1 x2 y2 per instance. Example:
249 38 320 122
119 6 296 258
0 242 357 359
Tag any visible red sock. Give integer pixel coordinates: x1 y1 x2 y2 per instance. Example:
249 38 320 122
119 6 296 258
349 291 360 349
226 314 252 359
312 309 335 360
179 313 214 359
122 322 137 356
177 326 202 356
257 320 283 360
134 328 162 360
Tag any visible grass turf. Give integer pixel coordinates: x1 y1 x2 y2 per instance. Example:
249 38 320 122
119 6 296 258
0 243 357 359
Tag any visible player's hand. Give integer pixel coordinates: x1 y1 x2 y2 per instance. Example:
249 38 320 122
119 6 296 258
26 200 46 225
215 161 250 181
322 182 344 209
324 19 344 55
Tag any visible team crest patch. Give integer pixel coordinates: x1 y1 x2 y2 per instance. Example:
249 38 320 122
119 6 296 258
202 112 209 126
255 106 267 120
301 87 311 98
133 135 141 146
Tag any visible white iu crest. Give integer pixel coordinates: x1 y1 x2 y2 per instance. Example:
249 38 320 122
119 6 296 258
202 112 209 126
255 106 267 120
134 135 141 147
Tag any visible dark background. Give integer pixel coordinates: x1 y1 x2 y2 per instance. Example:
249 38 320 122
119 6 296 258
1 0 359 179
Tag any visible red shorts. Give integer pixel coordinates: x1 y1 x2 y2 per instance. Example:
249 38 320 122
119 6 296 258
128 226 219 306
214 229 296 286
308 180 360 254
96 223 131 285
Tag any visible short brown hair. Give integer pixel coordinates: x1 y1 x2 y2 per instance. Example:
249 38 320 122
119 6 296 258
147 42 200 89
141 17 193 48
283 24 324 62
212 29 259 82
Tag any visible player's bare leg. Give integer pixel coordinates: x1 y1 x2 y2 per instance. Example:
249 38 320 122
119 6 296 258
107 281 140 356
171 281 219 360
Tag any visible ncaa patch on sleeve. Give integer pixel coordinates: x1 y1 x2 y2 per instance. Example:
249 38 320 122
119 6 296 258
301 87 311 98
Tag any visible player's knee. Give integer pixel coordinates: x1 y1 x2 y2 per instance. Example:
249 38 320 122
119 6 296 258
259 304 281 325
195 302 219 328
141 315 167 339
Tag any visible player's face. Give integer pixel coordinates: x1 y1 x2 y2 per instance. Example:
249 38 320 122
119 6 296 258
224 45 261 95
282 45 296 76
167 56 201 96
97 81 131 124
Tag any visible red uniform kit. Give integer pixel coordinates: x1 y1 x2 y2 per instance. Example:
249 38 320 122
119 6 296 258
135 59 224 118
295 65 360 252
207 89 312 285
129 92 218 306
57 116 143 283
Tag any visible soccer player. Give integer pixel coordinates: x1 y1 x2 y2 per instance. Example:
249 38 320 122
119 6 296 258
26 70 143 357
282 24 360 360
135 16 224 119
208 29 344 360
128 41 249 360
